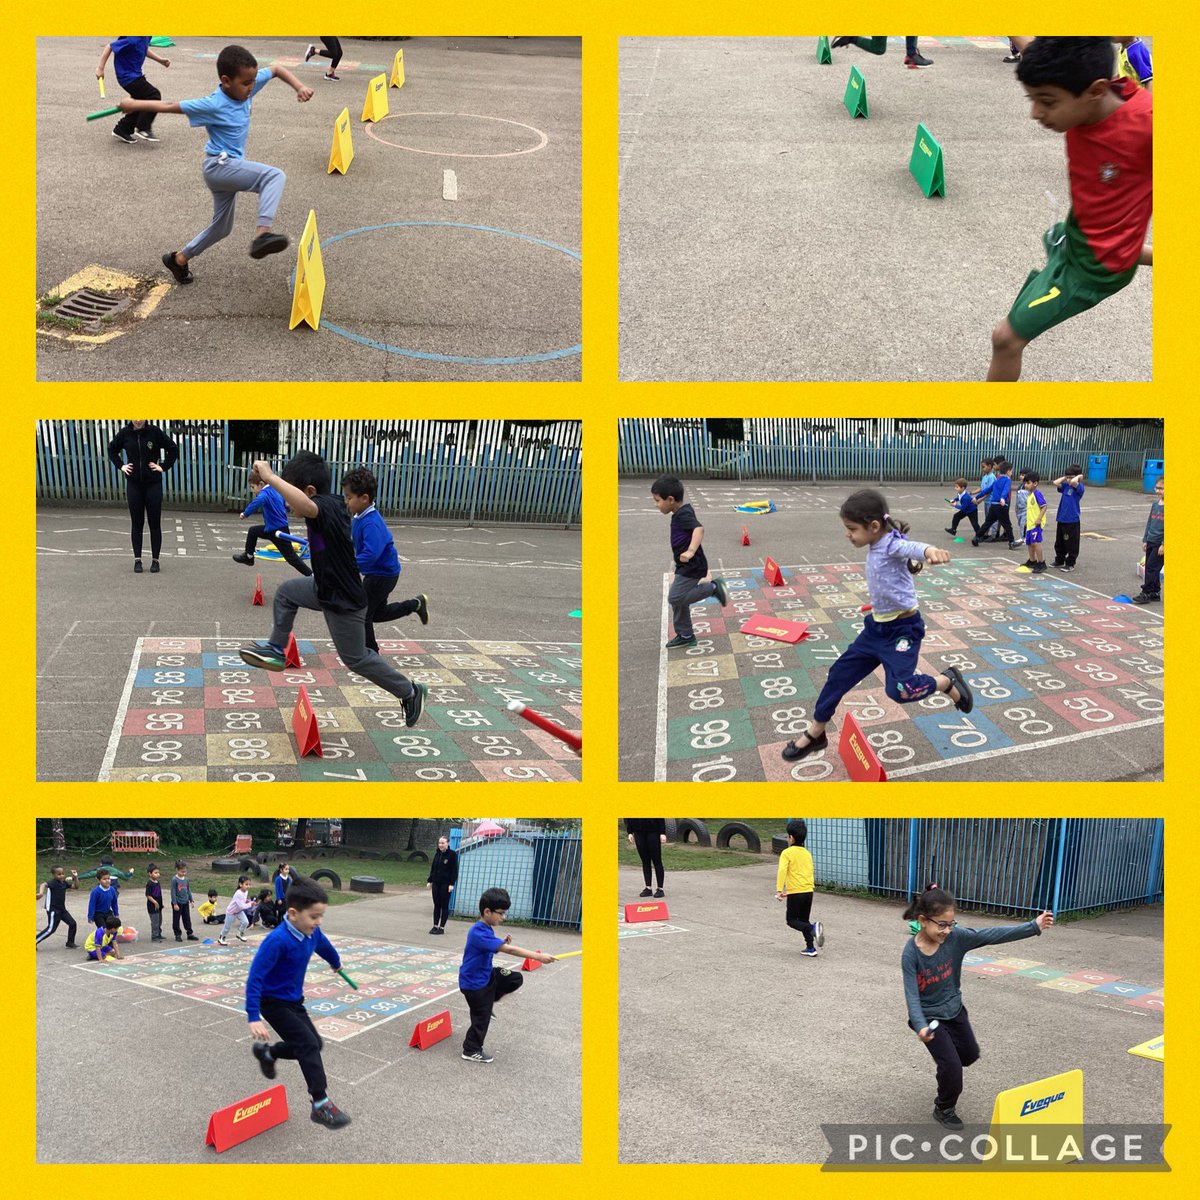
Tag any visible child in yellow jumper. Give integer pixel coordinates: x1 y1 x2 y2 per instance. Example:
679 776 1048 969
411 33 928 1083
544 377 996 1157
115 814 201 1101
775 819 824 957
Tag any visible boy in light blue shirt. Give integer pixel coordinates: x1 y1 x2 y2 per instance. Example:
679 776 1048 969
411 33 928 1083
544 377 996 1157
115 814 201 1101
116 44 313 284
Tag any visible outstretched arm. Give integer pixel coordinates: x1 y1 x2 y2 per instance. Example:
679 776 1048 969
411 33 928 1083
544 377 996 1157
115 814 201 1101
116 98 185 115
97 44 112 78
270 64 314 102
146 49 171 68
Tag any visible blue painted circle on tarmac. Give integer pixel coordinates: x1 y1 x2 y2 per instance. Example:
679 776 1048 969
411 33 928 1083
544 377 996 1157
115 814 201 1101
304 221 582 365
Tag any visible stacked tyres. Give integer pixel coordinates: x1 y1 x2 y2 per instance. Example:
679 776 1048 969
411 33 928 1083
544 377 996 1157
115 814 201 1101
310 869 342 890
663 818 678 842
350 875 385 893
674 819 711 847
715 822 761 853
771 835 789 856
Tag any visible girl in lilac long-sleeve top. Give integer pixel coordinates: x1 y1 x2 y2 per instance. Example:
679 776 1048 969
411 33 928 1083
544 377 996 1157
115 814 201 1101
781 489 976 763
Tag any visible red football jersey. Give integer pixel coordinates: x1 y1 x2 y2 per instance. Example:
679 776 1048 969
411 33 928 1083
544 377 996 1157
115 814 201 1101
1066 77 1153 274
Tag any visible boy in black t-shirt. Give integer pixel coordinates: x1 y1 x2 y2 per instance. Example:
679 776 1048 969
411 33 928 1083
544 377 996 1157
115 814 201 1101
36 865 80 948
651 476 729 649
239 452 426 727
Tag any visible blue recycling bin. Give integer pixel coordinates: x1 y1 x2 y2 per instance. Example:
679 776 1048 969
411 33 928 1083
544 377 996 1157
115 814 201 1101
1142 459 1164 493
1087 454 1109 486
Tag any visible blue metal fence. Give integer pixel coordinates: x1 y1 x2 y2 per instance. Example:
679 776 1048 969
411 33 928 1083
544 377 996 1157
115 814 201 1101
447 821 582 930
806 817 1163 917
36 419 582 526
619 417 1163 484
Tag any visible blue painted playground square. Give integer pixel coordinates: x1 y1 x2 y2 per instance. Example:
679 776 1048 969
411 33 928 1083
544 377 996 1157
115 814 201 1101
71 935 462 1043
656 558 1163 782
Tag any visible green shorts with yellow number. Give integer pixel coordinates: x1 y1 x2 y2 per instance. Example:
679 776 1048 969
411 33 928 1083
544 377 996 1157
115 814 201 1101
1007 220 1138 342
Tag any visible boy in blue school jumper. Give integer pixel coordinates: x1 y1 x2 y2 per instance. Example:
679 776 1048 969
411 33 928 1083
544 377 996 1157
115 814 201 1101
342 467 429 653
116 44 313 285
246 877 351 1129
233 478 312 576
1051 465 1085 570
973 460 1020 548
944 478 981 539
87 869 120 938
98 37 171 144
459 888 556 1064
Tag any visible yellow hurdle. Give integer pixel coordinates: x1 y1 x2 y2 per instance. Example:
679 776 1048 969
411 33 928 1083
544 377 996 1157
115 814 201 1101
390 48 405 88
361 73 389 122
327 107 354 175
288 210 326 331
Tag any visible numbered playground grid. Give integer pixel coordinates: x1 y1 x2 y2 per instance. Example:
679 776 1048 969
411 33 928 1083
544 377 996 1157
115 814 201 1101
617 913 689 939
962 952 1164 1015
100 636 582 782
657 560 1163 782
70 936 461 1042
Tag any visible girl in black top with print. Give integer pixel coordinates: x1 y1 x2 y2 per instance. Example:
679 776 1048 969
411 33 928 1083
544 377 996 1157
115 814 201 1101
107 421 179 573
426 835 459 934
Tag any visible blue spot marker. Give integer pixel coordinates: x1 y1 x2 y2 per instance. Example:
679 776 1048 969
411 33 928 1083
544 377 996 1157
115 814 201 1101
1113 594 1133 604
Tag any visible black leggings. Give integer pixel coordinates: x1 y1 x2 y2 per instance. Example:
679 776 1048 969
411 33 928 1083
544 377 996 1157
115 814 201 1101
431 882 452 927
315 38 343 70
114 75 162 137
245 526 312 576
919 1005 981 1110
950 508 980 537
260 996 327 1101
126 477 164 559
632 830 664 888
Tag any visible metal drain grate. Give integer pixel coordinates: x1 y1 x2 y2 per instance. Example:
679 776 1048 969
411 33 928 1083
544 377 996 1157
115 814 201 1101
54 288 131 321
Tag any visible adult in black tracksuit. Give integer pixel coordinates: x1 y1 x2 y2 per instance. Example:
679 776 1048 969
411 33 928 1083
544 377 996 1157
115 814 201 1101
107 421 179 573
625 818 668 898
426 837 458 935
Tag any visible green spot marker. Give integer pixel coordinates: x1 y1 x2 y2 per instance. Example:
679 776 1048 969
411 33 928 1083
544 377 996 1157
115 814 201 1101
568 610 582 618
337 968 359 990
953 538 964 544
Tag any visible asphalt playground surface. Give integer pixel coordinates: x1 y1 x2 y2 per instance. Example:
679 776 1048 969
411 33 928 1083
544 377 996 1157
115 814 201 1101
618 862 1164 1164
36 37 581 382
619 37 1153 382
36 506 581 781
37 889 582 1163
618 478 1164 782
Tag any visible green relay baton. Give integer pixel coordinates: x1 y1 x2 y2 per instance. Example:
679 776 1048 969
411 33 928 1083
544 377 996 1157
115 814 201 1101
337 967 359 990
87 106 121 122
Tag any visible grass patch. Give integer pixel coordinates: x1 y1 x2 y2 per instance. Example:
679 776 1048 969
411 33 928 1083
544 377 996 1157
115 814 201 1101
1101 478 1156 493
36 308 82 329
41 293 63 307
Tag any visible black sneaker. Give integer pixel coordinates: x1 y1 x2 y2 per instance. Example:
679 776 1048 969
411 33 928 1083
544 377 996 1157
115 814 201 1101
65 942 79 949
1008 542 1022 550
665 634 697 649
462 1049 494 1063
944 666 974 714
944 527 956 535
133 130 160 143
1131 592 1159 605
1032 562 1047 574
970 538 980 547
933 1105 964 1130
1003 52 1021 64
187 934 199 941
905 52 933 68
639 888 653 897
112 128 136 144
831 37 856 49
305 42 319 62
403 682 427 728
249 231 289 259
1063 564 1076 572
653 888 665 899
429 926 440 935
253 1041 277 1079
712 577 729 607
415 594 429 625
232 552 255 566
134 560 144 573
150 560 160 573
161 251 193 284
311 1100 351 1128
781 730 828 761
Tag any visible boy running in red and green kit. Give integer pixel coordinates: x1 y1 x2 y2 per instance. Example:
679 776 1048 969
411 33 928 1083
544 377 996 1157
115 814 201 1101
989 38 1151 381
